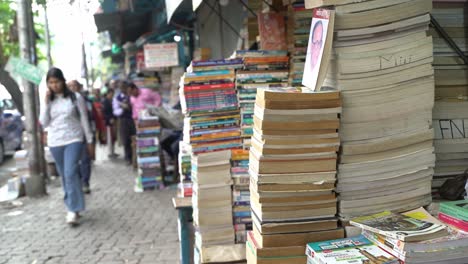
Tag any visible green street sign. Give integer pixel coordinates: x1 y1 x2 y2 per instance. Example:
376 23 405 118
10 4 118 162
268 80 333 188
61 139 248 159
5 57 45 85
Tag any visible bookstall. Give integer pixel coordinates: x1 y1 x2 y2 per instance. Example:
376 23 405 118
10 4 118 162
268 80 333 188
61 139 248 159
171 0 468 263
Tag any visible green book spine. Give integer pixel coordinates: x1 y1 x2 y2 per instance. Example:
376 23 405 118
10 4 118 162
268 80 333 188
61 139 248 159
440 203 468 221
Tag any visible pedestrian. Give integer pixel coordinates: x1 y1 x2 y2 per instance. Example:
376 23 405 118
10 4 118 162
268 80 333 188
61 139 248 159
67 80 94 194
113 81 135 165
102 88 118 158
128 83 162 121
92 88 107 145
40 68 93 225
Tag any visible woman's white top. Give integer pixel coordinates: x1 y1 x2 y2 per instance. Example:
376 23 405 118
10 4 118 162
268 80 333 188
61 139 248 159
39 92 93 147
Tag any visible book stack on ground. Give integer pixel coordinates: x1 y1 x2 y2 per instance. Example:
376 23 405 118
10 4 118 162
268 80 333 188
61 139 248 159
355 208 468 264
192 150 246 264
432 102 468 196
439 200 468 232
180 58 243 154
135 113 163 192
247 87 344 264
431 1 468 197
285 1 312 86
231 149 252 243
305 0 436 218
306 235 399 264
177 141 193 197
234 50 290 146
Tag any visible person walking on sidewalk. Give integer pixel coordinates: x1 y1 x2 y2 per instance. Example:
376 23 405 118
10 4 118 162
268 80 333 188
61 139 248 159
113 81 135 165
40 68 93 225
68 80 93 194
102 88 118 158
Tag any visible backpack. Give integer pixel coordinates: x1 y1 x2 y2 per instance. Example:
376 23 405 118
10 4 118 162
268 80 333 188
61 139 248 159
439 169 468 201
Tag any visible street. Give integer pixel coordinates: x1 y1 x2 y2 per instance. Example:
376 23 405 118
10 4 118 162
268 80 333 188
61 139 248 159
0 157 17 187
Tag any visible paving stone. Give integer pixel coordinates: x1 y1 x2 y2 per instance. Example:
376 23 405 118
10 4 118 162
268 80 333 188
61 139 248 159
0 153 180 264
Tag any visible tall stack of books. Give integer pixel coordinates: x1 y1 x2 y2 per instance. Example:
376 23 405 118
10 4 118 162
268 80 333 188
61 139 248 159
286 1 312 86
231 149 251 243
431 1 468 197
234 50 289 146
177 141 193 197
305 0 436 218
180 59 247 263
439 200 468 232
192 150 245 264
135 113 163 192
180 59 243 154
247 87 344 263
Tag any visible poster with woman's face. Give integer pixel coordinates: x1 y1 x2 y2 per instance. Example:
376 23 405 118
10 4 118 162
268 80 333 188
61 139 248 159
302 9 330 90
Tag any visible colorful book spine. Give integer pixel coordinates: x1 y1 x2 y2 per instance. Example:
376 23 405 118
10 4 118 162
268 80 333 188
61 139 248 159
439 212 468 232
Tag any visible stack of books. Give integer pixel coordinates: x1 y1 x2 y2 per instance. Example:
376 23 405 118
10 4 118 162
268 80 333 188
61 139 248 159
180 58 243 154
231 149 252 243
432 102 468 197
247 87 344 263
191 150 245 263
286 1 312 86
135 113 163 192
234 50 289 146
431 1 468 197
354 208 468 264
305 0 436 218
439 200 468 232
177 141 193 197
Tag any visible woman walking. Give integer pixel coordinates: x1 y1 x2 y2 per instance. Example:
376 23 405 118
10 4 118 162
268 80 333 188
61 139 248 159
40 68 93 225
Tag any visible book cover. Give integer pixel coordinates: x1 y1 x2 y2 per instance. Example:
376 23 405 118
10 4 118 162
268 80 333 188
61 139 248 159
440 200 468 221
350 211 448 242
306 235 399 264
302 8 335 91
258 12 287 50
438 212 468 232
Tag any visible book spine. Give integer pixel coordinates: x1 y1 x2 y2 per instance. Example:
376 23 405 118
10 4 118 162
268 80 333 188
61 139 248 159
362 232 406 261
192 58 243 66
184 83 235 92
186 70 233 77
440 205 468 221
438 212 468 231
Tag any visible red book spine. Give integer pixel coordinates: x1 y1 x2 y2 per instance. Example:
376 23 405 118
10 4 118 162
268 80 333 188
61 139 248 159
439 212 468 231
184 82 235 92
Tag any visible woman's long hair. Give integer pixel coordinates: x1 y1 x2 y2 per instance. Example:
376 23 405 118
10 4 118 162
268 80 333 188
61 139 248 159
46 67 74 101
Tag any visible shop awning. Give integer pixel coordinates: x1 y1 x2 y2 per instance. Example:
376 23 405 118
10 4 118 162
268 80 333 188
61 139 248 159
94 11 152 45
165 0 193 23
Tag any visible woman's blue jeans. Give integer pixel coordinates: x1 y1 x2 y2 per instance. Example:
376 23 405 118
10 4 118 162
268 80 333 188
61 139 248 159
50 142 85 212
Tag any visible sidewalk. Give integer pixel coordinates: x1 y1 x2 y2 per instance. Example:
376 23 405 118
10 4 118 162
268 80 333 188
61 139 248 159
0 149 180 264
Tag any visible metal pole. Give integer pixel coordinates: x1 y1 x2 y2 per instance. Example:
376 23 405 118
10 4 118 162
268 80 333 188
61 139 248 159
44 5 52 68
17 0 46 196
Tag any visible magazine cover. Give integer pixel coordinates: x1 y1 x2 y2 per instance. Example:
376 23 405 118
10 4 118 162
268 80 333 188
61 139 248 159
302 8 335 91
306 235 399 264
350 211 447 242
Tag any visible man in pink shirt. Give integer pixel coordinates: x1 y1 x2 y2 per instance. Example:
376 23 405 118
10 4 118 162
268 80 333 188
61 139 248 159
128 82 162 120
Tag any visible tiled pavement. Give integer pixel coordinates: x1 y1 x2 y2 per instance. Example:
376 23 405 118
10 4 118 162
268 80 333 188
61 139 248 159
0 153 180 264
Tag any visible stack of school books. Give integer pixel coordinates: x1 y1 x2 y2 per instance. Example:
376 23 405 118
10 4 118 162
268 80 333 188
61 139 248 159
177 141 193 197
439 200 468 232
286 1 313 86
247 87 344 263
135 113 163 192
354 208 468 264
305 0 436 218
234 50 289 146
180 58 243 154
431 1 468 197
231 149 252 243
191 150 246 264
